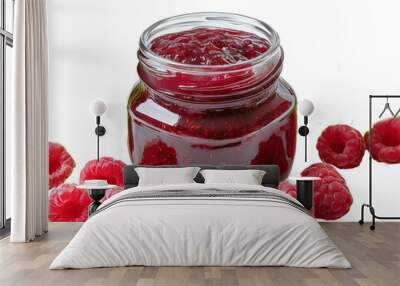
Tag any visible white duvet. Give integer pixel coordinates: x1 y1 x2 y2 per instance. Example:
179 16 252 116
50 183 351 269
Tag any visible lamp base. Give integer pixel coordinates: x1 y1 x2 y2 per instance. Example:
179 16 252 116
296 180 313 210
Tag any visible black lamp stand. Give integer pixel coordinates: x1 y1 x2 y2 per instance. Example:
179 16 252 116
88 188 106 216
298 116 310 162
94 115 106 161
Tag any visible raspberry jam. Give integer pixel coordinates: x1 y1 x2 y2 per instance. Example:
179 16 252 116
149 27 269 65
128 13 297 179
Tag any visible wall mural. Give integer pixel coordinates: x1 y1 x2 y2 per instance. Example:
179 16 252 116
47 12 400 222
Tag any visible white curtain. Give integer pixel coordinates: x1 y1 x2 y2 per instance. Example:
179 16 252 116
10 0 49 242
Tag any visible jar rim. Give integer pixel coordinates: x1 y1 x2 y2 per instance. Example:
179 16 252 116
139 12 281 73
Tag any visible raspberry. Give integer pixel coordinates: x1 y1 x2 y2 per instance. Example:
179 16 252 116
140 140 178 165
49 142 76 189
150 28 269 65
368 118 400 163
301 162 344 181
48 183 91 222
301 163 352 220
80 157 126 186
316 124 365 169
278 181 296 198
312 176 353 220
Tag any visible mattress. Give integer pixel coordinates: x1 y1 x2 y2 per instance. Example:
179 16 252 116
50 183 351 269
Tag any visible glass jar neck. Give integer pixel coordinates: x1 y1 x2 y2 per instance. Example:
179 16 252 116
138 59 283 111
137 12 283 107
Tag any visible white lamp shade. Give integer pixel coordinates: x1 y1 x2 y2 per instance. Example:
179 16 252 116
298 99 314 116
89 98 107 116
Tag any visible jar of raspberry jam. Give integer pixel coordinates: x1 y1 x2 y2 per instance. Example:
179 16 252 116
128 12 297 179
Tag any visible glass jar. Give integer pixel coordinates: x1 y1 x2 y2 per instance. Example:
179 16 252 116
128 12 297 179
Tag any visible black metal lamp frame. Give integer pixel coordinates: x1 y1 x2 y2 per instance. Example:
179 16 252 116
298 116 310 162
359 95 400 230
88 189 106 216
94 115 106 161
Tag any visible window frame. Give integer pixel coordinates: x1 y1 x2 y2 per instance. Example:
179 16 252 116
0 0 14 232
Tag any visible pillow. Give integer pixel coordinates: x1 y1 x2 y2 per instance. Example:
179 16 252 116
200 169 266 185
135 167 200 186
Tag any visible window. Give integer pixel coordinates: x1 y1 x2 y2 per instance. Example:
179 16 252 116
0 0 14 233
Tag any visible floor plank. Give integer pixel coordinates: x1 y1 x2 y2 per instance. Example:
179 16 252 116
0 222 399 286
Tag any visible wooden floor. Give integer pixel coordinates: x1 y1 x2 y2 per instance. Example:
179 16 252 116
0 222 399 286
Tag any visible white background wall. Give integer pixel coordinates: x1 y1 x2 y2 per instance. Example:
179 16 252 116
47 0 400 221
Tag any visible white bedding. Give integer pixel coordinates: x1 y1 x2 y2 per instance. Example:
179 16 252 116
50 183 351 269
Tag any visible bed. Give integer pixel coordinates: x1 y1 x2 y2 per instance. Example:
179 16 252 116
50 165 350 269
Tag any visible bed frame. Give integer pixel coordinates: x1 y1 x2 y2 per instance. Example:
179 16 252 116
123 165 280 189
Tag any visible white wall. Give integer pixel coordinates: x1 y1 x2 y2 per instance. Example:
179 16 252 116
47 0 400 221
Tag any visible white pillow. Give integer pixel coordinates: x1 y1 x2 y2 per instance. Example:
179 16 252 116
135 167 200 186
200 169 266 185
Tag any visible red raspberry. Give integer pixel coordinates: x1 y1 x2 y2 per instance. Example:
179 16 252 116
278 181 296 198
312 176 353 220
48 183 91 222
368 118 400 163
316 124 365 169
301 163 352 220
80 157 126 186
140 140 178 165
49 142 76 189
301 162 344 181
